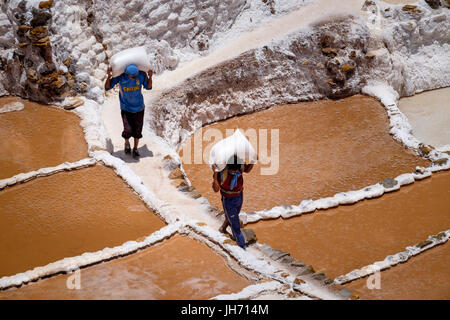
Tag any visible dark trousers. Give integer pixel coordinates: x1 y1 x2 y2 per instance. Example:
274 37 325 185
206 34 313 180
121 108 144 139
221 193 246 249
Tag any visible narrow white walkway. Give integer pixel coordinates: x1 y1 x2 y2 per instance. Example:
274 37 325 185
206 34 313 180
101 96 221 227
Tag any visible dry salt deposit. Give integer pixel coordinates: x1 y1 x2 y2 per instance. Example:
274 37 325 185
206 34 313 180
398 87 450 150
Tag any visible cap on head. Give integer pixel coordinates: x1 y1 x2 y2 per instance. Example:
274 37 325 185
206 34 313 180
125 64 139 77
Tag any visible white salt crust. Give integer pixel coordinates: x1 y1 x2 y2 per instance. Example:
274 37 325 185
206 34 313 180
0 157 96 190
334 230 450 285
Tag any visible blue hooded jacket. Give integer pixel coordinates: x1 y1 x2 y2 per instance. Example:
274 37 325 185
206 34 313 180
107 70 151 113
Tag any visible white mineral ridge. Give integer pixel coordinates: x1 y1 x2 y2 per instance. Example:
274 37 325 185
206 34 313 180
334 230 450 285
211 281 284 300
0 101 24 114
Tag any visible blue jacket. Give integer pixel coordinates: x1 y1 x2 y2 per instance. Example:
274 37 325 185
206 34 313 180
106 71 151 113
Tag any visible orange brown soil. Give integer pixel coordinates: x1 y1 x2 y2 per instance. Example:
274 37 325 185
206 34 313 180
346 243 450 300
248 171 450 279
0 97 88 179
0 235 251 300
0 165 165 278
181 95 429 212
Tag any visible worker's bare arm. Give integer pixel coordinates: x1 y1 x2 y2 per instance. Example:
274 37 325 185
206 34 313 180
211 164 220 192
146 70 153 89
244 163 254 173
105 66 112 90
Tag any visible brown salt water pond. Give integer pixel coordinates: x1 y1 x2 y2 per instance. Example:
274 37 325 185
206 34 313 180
0 97 88 179
248 170 450 279
346 242 450 300
0 165 165 278
181 95 429 212
0 235 251 299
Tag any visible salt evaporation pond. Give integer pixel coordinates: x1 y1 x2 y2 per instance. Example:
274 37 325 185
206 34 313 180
181 95 429 212
346 242 450 300
398 87 450 150
0 235 251 300
249 170 450 279
0 165 165 278
0 97 88 179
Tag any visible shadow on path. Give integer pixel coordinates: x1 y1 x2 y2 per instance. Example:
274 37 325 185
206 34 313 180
111 144 153 163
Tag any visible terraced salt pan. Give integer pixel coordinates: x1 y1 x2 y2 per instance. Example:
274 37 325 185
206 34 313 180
346 242 450 300
181 95 429 212
0 235 251 300
398 87 450 150
248 170 450 279
0 165 165 278
0 97 88 179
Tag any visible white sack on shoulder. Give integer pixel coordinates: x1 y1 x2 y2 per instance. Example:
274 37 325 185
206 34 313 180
209 129 257 172
110 46 152 77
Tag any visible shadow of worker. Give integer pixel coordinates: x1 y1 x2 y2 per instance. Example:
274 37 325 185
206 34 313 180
111 144 153 163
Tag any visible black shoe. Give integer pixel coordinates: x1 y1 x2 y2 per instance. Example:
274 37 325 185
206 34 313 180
132 148 140 158
124 143 131 154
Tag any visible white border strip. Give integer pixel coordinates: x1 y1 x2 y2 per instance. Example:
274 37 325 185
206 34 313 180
0 101 24 114
0 223 181 290
241 170 427 224
72 97 112 154
334 230 450 285
0 157 96 190
210 281 284 300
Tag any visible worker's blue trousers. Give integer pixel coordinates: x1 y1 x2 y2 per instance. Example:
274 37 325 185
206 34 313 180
221 193 246 249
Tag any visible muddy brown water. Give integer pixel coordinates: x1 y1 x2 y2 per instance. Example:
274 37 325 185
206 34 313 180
248 171 450 279
0 165 166 278
181 95 429 212
0 235 251 300
0 97 88 179
346 242 450 300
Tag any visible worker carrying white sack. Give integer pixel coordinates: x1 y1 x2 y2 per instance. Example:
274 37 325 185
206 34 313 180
209 130 258 249
105 46 153 159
